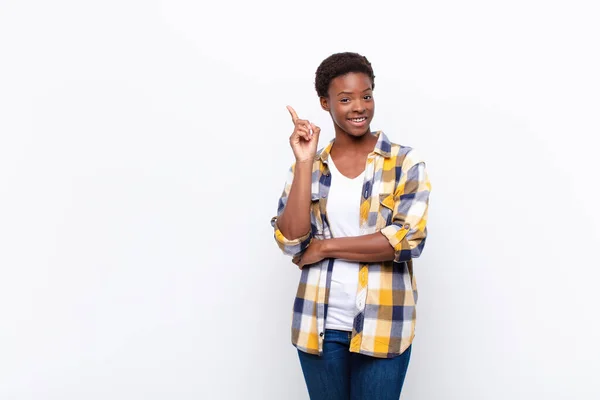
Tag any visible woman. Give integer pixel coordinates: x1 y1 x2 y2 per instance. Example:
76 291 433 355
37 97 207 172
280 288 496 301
271 52 431 400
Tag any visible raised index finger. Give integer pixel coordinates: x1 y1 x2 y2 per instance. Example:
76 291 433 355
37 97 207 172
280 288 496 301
286 105 299 123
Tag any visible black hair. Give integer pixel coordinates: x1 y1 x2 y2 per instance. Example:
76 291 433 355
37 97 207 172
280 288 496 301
314 52 375 97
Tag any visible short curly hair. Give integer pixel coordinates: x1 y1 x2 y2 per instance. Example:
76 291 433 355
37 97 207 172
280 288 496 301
314 52 375 98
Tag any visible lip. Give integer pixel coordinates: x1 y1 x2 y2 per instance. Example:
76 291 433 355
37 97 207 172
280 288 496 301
347 116 368 127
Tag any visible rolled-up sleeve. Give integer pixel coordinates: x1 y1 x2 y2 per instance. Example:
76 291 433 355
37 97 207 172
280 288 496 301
380 154 431 263
270 165 313 257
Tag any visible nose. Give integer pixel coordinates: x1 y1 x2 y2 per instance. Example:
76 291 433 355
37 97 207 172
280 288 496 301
353 100 366 113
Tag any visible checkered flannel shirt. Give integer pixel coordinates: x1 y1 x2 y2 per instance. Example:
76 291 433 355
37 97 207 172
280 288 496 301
271 131 431 358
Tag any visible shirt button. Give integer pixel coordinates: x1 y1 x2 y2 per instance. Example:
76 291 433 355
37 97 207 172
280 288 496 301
319 332 324 337
404 224 410 229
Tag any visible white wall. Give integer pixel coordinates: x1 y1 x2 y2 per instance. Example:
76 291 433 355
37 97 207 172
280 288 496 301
1 0 599 399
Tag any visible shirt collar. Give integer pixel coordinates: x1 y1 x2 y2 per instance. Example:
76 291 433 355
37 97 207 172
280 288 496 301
318 130 392 164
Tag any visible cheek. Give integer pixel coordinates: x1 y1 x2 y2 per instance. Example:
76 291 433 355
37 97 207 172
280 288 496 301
332 106 348 122
333 112 347 126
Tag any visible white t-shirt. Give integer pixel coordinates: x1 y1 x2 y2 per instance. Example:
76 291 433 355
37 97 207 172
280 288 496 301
324 157 364 332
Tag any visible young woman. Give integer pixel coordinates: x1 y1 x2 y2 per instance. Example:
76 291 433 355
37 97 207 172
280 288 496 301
271 52 431 400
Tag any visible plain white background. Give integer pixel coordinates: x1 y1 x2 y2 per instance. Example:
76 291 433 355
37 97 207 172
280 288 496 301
1 0 599 399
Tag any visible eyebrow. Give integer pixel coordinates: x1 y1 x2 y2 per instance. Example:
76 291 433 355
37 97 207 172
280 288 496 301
337 88 372 96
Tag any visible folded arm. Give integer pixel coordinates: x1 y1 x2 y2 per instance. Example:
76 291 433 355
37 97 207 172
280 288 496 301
296 156 431 267
379 159 431 263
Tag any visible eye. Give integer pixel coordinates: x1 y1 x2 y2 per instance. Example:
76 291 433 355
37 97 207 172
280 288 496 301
340 98 350 103
364 95 373 100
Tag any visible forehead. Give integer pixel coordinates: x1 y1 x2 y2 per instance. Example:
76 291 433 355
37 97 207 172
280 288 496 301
328 72 373 94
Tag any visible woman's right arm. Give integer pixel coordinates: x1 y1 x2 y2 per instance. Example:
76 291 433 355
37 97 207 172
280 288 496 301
271 106 321 257
275 160 313 239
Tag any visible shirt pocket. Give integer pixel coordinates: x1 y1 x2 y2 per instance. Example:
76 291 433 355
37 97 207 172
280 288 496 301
378 193 395 229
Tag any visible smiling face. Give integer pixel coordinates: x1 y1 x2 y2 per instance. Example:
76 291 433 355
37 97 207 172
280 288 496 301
320 72 375 138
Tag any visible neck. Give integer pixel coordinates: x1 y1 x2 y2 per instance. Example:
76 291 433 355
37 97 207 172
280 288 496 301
332 125 377 155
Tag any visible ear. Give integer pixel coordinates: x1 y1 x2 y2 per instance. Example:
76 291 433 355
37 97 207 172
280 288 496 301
319 96 330 112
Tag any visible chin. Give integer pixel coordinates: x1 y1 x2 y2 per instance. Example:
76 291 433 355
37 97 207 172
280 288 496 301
349 131 369 137
345 125 371 137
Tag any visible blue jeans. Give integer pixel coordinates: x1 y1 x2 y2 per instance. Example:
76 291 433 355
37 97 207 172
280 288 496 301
297 329 412 400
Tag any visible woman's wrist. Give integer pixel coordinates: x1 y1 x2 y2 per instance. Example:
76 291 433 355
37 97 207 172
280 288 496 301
318 239 334 259
295 158 314 165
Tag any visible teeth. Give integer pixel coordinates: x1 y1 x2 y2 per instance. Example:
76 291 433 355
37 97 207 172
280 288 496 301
351 118 366 122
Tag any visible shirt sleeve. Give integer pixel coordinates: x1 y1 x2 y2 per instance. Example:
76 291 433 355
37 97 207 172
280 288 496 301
379 152 431 263
270 164 313 257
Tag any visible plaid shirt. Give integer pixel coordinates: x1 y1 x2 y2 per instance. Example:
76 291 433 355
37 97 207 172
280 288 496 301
271 131 431 358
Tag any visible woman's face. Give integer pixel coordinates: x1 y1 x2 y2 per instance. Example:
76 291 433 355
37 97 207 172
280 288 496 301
321 72 375 137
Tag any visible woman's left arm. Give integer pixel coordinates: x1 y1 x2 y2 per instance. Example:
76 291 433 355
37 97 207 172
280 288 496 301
293 234 394 268
292 234 394 268
326 234 396 261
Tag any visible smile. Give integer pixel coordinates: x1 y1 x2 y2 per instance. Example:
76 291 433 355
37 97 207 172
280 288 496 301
347 116 368 127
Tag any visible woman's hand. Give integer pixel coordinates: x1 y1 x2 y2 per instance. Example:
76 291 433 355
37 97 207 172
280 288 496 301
292 240 326 269
287 106 321 163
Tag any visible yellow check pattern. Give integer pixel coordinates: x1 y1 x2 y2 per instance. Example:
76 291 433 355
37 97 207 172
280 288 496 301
271 131 431 358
